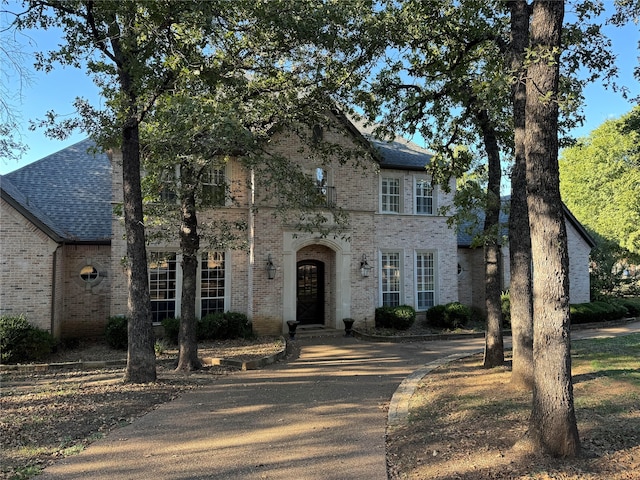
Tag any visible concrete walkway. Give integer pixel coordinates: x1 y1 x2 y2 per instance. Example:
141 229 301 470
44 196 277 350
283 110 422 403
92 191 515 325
38 321 640 480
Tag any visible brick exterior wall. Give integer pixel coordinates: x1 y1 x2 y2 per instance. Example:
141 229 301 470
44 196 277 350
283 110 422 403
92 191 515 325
59 244 111 339
108 122 460 336
0 198 59 333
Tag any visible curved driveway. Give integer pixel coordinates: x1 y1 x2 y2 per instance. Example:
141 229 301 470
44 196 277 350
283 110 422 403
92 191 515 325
39 321 639 480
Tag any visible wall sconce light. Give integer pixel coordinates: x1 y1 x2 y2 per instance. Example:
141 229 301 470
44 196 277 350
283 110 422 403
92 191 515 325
266 254 277 280
360 254 372 278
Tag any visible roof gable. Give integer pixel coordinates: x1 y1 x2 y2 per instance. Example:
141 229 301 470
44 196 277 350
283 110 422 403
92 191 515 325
4 139 112 243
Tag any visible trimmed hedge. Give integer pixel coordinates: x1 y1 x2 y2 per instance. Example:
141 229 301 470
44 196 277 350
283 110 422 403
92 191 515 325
375 305 416 330
161 312 253 344
569 298 637 324
0 314 56 364
425 302 471 329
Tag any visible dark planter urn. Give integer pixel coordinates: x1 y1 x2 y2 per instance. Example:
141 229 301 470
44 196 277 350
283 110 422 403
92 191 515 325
343 318 355 337
286 320 300 340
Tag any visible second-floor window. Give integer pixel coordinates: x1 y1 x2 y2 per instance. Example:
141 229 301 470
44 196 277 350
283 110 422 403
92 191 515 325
415 178 434 215
381 177 401 213
201 164 227 207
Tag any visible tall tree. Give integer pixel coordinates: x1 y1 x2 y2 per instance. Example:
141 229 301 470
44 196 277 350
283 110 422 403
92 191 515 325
507 0 534 390
524 0 580 457
559 107 640 255
12 0 249 383
346 1 511 366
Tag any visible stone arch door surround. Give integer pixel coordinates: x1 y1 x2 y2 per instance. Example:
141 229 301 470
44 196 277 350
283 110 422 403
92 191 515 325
282 232 352 333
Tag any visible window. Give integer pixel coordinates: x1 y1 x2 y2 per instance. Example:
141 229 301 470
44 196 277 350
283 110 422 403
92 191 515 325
159 169 178 203
200 252 226 316
314 167 336 206
416 252 436 310
148 251 227 323
381 177 401 213
148 252 177 324
201 164 227 207
381 251 402 307
415 178 434 215
79 265 99 282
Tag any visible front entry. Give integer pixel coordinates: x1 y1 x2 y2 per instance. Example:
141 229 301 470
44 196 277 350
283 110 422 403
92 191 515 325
296 260 325 325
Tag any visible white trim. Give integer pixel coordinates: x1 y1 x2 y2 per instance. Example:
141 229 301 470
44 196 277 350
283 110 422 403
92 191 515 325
379 173 404 214
379 249 404 307
414 250 438 311
413 174 436 215
282 232 352 333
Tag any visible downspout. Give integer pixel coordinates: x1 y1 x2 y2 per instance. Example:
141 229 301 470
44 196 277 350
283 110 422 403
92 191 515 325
50 244 62 337
247 168 255 320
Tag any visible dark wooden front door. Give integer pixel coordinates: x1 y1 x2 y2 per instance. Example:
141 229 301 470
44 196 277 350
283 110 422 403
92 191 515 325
296 260 325 325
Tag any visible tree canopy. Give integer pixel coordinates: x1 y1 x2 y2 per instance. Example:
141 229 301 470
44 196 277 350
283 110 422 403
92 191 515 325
560 107 640 255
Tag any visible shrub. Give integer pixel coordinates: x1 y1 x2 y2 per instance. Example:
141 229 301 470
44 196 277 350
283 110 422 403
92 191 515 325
424 305 447 328
424 302 472 329
161 317 180 344
501 292 511 329
570 300 630 324
199 312 252 340
0 314 56 364
375 305 416 330
104 316 128 350
617 298 640 317
445 302 472 328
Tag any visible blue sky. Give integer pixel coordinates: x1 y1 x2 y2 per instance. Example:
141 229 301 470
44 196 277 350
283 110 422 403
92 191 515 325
1 3 638 175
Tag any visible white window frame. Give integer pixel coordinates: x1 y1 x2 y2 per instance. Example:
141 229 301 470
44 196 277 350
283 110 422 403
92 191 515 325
148 250 229 324
199 251 229 317
415 250 437 311
380 174 403 214
414 175 435 215
380 250 403 307
201 162 230 207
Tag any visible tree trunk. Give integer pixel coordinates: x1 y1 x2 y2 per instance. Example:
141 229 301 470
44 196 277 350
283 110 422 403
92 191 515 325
508 0 534 390
524 0 580 457
176 166 202 371
122 121 157 384
475 108 504 368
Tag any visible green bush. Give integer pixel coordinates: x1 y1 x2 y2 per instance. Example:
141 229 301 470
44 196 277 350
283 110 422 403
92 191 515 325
617 298 640 317
0 314 55 364
375 305 416 330
161 317 180 344
570 300 631 324
424 304 447 328
424 302 472 329
199 312 252 340
501 292 511 329
104 316 128 350
445 302 472 328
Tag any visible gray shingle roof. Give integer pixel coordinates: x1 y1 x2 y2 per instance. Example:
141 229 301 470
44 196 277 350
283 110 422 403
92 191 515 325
4 139 112 243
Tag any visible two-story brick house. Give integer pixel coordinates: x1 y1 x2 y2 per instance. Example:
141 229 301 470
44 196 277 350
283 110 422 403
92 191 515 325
1 114 594 339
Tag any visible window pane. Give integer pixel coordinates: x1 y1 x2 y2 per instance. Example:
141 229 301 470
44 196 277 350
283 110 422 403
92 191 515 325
382 178 400 213
149 253 177 323
201 252 226 316
416 252 435 310
416 179 433 215
202 166 226 206
382 252 401 307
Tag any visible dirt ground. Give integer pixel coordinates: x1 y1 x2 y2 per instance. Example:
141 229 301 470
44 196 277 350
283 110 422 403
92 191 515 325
0 338 286 480
386 353 640 480
2 334 639 479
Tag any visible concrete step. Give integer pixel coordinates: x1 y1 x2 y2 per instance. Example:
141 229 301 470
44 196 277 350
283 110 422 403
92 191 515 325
292 325 346 338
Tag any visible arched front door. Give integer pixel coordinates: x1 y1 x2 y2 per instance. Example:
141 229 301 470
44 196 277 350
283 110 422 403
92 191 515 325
296 260 325 325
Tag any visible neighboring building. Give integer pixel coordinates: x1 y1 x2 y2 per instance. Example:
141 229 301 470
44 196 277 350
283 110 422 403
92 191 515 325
457 199 596 311
1 117 594 339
